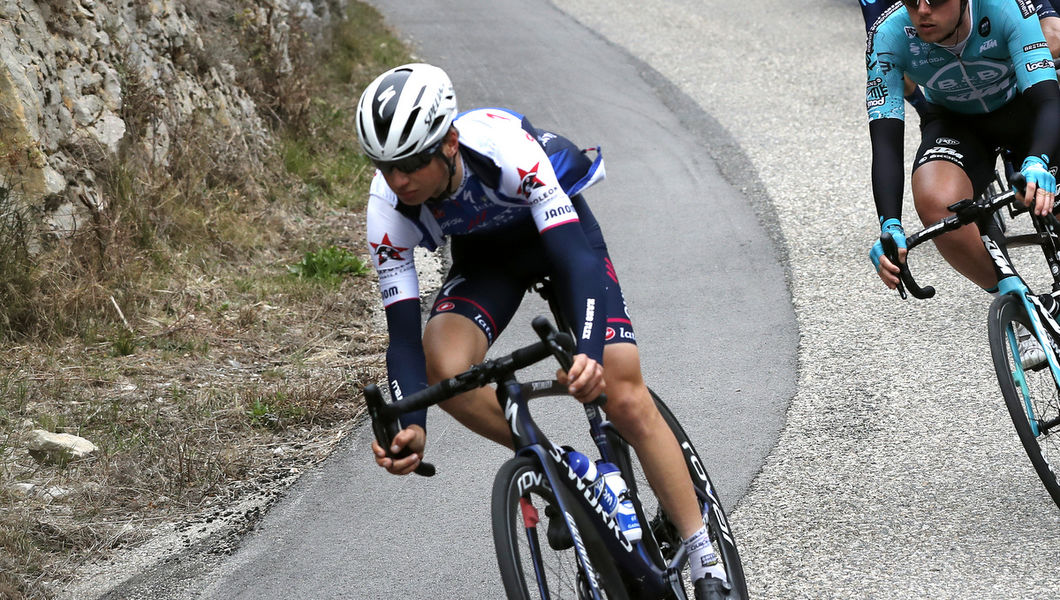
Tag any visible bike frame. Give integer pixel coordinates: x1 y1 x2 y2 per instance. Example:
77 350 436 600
497 374 689 600
521 278 738 599
899 171 1060 436
367 284 743 598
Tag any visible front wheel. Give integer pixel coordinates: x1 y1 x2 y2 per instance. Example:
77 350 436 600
492 455 630 600
988 293 1060 509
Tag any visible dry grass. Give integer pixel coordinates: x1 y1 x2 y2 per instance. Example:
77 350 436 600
0 2 410 598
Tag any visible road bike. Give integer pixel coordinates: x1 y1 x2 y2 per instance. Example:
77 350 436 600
364 279 748 599
881 169 1060 509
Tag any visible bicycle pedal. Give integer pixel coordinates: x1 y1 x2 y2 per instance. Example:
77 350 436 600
545 504 574 550
693 576 731 600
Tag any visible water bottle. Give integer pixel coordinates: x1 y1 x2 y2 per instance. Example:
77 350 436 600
566 451 607 510
1039 291 1060 317
596 462 642 543
565 450 642 543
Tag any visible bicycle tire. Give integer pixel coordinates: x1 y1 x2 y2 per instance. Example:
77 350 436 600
492 455 630 600
635 390 749 599
988 293 1060 509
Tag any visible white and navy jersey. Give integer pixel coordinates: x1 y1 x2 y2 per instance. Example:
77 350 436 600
364 108 612 428
366 107 605 308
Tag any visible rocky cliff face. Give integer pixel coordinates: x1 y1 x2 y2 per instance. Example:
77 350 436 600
0 0 346 240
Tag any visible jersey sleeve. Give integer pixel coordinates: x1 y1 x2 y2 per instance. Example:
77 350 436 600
865 23 907 122
865 18 908 222
366 175 423 307
998 0 1057 91
476 119 585 232
365 174 431 429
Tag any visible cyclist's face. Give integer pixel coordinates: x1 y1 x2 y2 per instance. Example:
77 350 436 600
904 0 963 44
380 155 445 206
378 132 457 206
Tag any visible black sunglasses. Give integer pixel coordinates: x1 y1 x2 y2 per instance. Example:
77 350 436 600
901 0 953 7
373 143 443 175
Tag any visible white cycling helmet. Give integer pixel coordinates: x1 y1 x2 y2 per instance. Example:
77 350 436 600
356 63 458 162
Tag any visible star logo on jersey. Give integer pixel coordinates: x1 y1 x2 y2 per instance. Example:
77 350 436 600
370 233 408 265
517 162 546 198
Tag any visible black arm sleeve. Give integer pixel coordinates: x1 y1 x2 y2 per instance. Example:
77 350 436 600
539 222 606 362
383 298 429 430
869 117 906 222
1023 80 1060 164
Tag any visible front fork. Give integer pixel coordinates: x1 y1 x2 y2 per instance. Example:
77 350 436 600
983 204 1060 386
997 278 1060 439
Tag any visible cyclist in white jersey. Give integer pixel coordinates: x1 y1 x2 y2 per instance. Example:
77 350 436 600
359 63 731 597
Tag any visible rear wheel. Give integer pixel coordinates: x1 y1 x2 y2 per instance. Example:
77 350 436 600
617 391 749 599
492 455 630 599
988 294 1060 509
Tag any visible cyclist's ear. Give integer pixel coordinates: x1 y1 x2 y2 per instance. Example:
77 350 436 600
441 127 459 158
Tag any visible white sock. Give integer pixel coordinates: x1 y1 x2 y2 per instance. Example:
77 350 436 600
684 526 726 582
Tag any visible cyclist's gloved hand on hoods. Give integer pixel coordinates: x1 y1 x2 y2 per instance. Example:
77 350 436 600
869 217 906 272
1021 155 1057 216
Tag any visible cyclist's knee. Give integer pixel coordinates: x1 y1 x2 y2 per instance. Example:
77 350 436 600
912 166 974 223
603 383 659 440
424 314 487 383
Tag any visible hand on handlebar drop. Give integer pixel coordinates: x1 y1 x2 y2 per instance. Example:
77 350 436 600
372 424 426 475
869 218 907 289
1019 155 1056 217
556 353 605 403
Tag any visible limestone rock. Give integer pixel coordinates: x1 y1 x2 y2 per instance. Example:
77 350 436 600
25 429 99 464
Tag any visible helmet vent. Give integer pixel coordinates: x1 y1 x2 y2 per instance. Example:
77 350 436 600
429 114 447 137
357 118 371 152
398 108 421 148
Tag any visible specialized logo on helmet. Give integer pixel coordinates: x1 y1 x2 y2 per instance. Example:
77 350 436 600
376 85 397 118
517 163 546 198
423 86 445 126
370 233 408 265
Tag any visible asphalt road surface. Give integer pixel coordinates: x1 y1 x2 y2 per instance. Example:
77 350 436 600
546 0 1060 598
73 1 1060 599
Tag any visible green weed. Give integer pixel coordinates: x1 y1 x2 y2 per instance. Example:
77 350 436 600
287 246 369 282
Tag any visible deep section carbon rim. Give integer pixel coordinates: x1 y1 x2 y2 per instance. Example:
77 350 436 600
492 456 629 599
989 294 1060 509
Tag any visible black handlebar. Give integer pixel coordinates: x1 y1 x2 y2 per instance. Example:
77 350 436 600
881 231 934 300
364 316 576 477
363 383 435 477
883 173 1030 301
